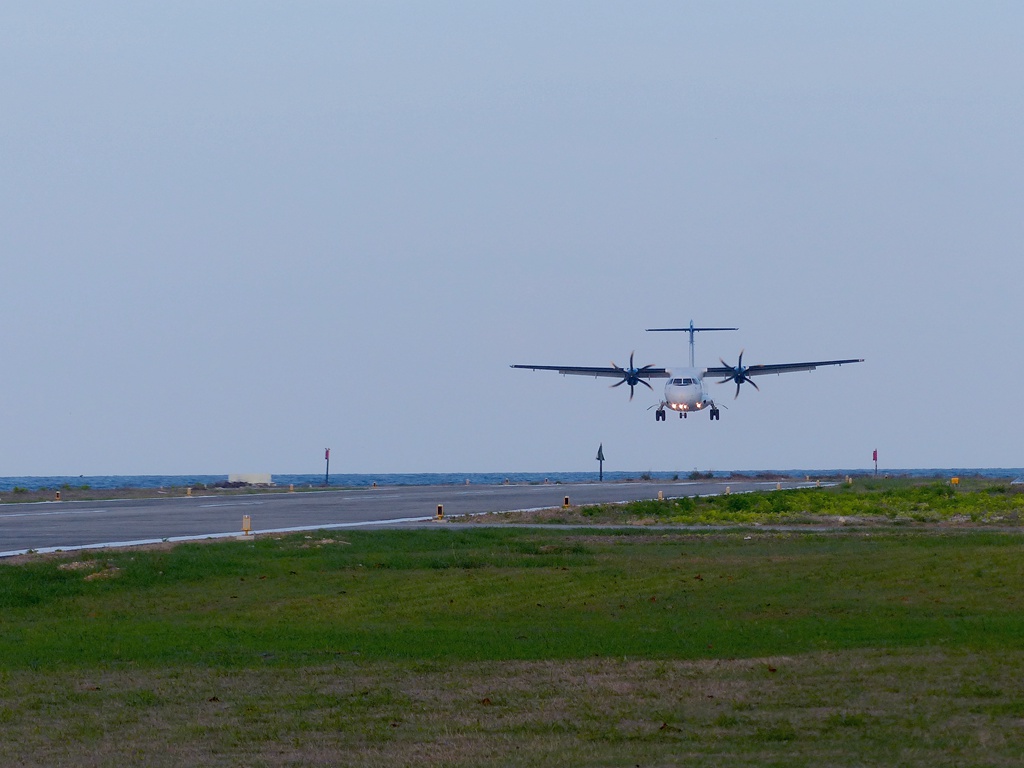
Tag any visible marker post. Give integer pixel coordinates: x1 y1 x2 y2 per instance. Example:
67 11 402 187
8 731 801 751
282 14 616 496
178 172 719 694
596 443 605 482
325 448 330 486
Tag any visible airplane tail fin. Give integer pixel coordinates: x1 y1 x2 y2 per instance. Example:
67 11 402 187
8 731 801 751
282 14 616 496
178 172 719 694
645 322 737 367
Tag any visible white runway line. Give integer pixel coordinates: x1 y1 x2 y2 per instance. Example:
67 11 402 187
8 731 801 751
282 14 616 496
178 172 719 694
198 501 266 508
0 515 437 558
0 508 111 519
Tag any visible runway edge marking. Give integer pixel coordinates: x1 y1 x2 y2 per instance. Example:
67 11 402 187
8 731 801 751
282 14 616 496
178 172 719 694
0 516 437 558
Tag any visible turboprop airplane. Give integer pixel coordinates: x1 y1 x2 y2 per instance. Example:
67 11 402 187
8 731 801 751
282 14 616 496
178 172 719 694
511 321 863 422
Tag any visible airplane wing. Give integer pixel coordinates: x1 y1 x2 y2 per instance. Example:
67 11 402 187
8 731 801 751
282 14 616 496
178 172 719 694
703 358 863 378
510 364 670 379
511 359 670 401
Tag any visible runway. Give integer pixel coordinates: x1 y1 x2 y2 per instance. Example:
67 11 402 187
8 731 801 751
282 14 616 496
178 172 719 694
0 479 810 557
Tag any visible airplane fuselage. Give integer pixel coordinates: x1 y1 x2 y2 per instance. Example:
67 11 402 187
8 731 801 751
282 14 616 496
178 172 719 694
662 367 713 414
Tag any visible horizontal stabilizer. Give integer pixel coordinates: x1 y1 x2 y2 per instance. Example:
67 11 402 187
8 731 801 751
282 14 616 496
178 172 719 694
646 326 737 333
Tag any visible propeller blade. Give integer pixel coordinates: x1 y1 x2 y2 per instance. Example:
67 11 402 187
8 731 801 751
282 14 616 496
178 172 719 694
718 349 759 398
611 351 656 400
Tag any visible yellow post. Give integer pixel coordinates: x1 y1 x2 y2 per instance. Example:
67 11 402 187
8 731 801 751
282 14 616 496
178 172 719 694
725 486 731 495
186 487 192 497
242 515 251 534
436 504 444 521
816 480 821 488
289 484 294 492
776 482 781 490
55 490 61 501
658 490 664 501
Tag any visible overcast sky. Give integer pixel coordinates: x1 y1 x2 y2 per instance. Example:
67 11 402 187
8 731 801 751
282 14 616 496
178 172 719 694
2 2 1021 475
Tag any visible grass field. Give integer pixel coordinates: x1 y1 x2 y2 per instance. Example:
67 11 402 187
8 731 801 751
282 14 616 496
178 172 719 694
3 482 1024 765
485 476 1024 526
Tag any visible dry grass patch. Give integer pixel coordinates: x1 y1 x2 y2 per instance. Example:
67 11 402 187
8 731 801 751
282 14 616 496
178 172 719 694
3 650 1024 766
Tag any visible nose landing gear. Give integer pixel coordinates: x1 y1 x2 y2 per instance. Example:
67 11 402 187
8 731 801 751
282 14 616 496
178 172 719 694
709 407 720 421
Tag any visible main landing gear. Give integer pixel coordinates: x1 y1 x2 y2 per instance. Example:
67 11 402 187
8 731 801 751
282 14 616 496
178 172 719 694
656 406 721 422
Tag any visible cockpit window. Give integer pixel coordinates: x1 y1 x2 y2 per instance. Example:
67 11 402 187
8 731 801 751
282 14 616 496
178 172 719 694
672 378 695 386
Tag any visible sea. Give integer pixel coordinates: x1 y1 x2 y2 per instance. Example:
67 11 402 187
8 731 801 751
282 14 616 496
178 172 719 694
1 469 1022 492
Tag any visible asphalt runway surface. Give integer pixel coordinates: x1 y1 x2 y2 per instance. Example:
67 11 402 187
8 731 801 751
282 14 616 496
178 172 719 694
0 479 811 557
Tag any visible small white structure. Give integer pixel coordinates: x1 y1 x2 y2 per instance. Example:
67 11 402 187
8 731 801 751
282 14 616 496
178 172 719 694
228 473 273 486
